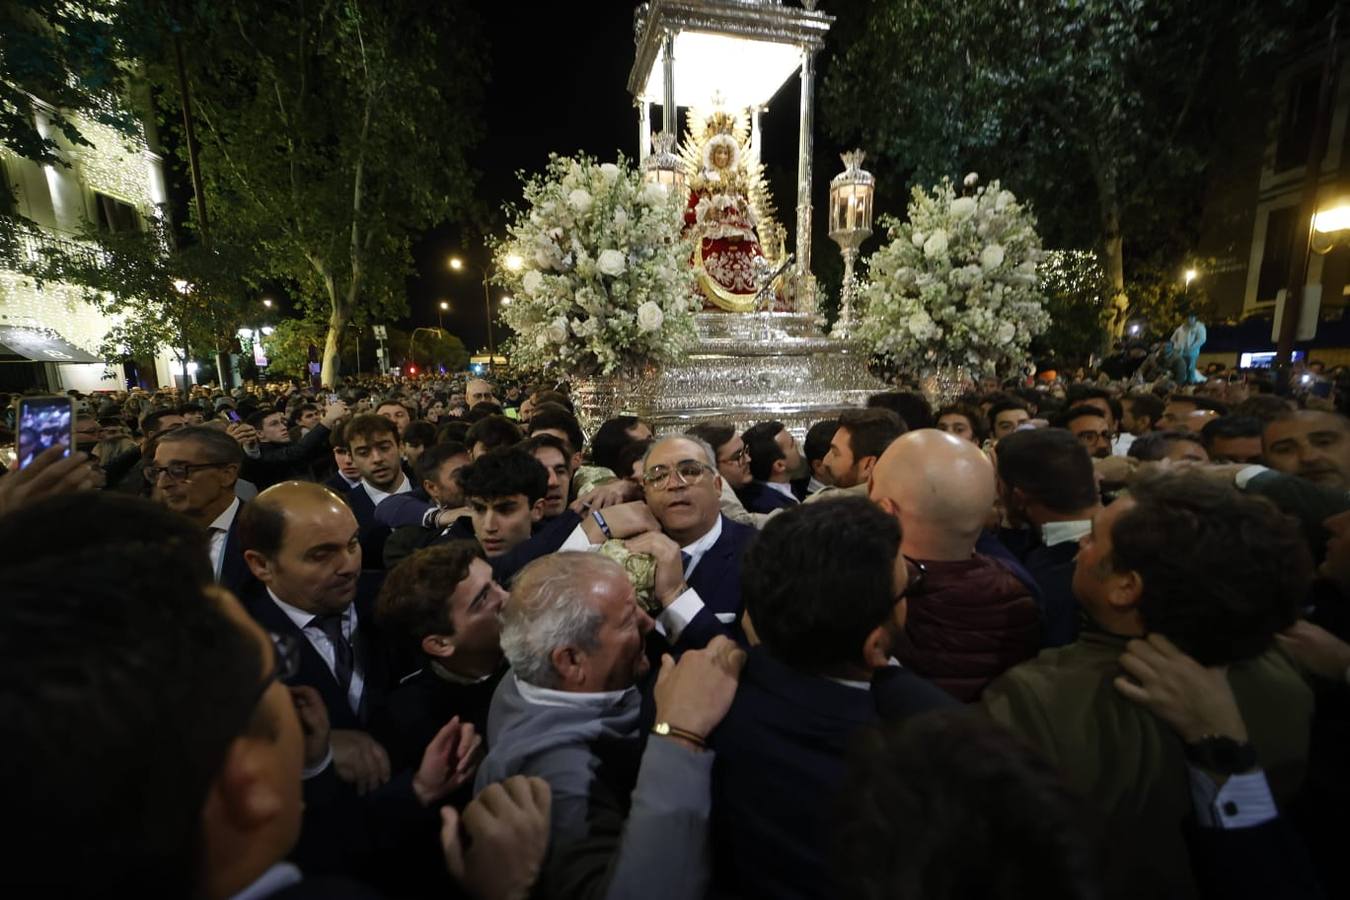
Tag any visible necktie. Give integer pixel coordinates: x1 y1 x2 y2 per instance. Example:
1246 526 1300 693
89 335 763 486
312 613 353 694
680 550 693 578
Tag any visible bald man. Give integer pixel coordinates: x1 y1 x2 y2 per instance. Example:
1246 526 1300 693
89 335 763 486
237 481 396 793
868 431 1040 701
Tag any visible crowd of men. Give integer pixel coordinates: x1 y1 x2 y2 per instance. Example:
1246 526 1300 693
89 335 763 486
2 365 1349 899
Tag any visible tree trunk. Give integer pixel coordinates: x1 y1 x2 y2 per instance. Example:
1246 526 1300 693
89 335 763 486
321 303 346 389
1094 162 1129 341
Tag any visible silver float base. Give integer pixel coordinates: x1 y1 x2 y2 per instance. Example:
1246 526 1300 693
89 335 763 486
572 312 886 440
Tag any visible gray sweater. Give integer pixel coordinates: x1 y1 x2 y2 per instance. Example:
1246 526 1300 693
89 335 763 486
475 673 714 900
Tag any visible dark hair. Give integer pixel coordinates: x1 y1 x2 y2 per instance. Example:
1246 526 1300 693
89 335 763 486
0 494 260 893
1066 386 1122 424
403 421 438 450
1052 405 1110 431
155 425 245 467
140 407 183 437
532 389 574 413
437 420 471 445
987 399 1030 432
466 414 522 454
590 416 643 472
867 390 931 430
345 412 400 447
803 419 839 465
1126 431 1204 462
519 432 570 463
377 540 484 659
288 403 318 427
465 400 505 421
1233 395 1294 423
616 438 653 478
457 447 548 504
835 711 1101 900
935 402 988 442
416 441 471 487
1111 473 1309 665
1121 393 1164 428
1199 415 1263 450
743 497 902 672
686 423 735 455
375 399 413 418
838 408 904 462
527 405 584 457
742 421 787 481
995 429 1098 513
245 409 283 431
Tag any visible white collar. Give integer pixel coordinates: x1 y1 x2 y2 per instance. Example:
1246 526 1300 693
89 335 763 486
1041 520 1092 548
806 476 829 495
229 862 302 900
680 515 723 573
826 657 901 691
361 472 411 506
266 587 354 630
207 496 241 533
763 480 797 501
514 673 638 710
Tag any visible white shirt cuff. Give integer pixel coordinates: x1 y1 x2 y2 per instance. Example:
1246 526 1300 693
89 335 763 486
1233 465 1270 490
1188 766 1277 829
244 444 261 459
657 587 705 645
559 523 601 553
302 745 334 780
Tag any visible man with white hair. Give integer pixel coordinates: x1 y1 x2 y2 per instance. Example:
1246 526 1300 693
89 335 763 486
475 552 745 899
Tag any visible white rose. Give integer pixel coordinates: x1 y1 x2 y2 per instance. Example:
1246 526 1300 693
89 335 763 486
545 316 569 344
997 321 1016 343
636 300 664 333
980 244 1006 269
642 182 669 204
950 197 976 219
923 229 949 259
597 249 626 277
911 231 926 248
963 172 979 188
522 270 544 296
599 163 620 183
568 189 593 213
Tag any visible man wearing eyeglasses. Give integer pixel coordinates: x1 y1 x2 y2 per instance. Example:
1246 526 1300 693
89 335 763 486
150 426 254 595
563 435 756 649
1057 405 1115 460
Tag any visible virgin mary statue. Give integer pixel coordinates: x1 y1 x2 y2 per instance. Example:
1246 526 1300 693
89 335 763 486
680 107 786 312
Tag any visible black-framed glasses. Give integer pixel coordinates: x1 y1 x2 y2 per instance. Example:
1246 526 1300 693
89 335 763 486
643 459 715 490
900 556 927 599
719 445 749 465
1073 430 1116 445
143 461 232 483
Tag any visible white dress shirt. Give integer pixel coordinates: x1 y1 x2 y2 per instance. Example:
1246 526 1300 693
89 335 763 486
1188 767 1277 829
229 862 303 900
1112 432 1136 457
515 673 639 710
1040 519 1092 549
764 480 798 502
267 588 366 716
361 472 412 507
559 515 731 643
207 497 242 582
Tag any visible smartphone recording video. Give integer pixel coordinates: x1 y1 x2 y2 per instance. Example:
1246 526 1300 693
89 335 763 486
16 395 75 470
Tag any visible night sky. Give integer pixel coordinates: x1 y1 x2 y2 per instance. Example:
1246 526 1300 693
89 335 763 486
408 0 851 356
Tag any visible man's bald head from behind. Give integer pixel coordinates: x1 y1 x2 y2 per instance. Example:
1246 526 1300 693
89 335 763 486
868 430 996 561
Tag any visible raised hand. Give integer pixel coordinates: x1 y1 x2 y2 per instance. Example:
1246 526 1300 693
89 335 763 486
441 775 552 900
330 729 391 796
653 635 747 746
624 530 687 608
1276 620 1350 681
1113 633 1246 744
412 716 485 807
0 447 98 518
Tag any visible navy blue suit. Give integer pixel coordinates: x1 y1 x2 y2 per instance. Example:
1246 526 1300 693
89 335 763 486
237 576 392 731
342 482 400 571
710 647 956 900
736 480 798 514
218 506 256 597
678 515 756 648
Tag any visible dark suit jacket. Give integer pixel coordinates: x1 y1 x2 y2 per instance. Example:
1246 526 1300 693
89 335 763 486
710 647 956 900
679 515 757 648
242 424 333 490
238 577 392 730
344 482 395 571
736 480 798 514
219 503 257 597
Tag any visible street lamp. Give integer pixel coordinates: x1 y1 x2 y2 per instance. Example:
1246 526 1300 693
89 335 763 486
262 297 273 309
1311 201 1350 254
449 254 510 364
438 300 449 332
827 150 876 338
1184 268 1198 286
640 131 686 195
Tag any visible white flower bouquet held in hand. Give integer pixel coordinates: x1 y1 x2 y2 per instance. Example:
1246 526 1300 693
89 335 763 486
495 154 699 377
855 174 1050 378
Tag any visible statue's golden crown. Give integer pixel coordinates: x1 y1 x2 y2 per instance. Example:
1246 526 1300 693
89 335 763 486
704 111 737 139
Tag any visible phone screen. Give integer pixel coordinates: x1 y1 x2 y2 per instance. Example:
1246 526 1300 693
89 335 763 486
225 409 242 423
16 396 74 470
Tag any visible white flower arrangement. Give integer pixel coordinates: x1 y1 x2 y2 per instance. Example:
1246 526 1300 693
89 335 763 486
495 154 699 376
856 176 1050 376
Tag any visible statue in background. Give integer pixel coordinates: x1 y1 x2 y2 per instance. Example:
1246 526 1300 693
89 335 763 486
679 106 786 311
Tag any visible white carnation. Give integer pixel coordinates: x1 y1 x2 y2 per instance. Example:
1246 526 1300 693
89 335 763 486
545 316 569 344
599 163 620 183
522 270 544 296
923 229 949 259
597 249 627 277
568 189 593 213
950 197 976 219
636 300 664 333
979 244 1006 269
